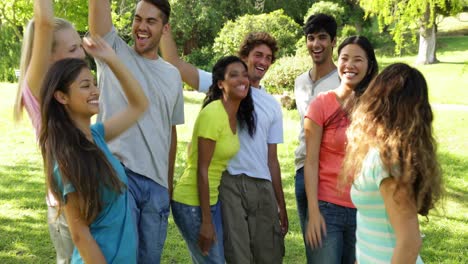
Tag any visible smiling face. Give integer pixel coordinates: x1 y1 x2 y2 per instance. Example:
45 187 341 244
132 1 168 59
306 30 335 65
51 28 85 62
338 44 369 90
242 44 273 88
218 62 250 101
58 68 100 119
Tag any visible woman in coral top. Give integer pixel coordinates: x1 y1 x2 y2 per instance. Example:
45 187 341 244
303 36 378 264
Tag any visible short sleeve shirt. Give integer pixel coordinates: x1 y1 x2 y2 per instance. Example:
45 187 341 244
53 123 136 264
96 27 184 188
305 91 353 208
294 69 340 171
173 100 240 206
198 69 284 180
352 148 424 264
21 81 41 138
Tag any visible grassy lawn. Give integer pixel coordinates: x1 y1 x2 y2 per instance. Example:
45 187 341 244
1 36 467 263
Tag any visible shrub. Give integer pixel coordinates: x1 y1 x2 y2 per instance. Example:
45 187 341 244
0 25 21 82
213 9 301 59
261 55 310 94
303 1 345 26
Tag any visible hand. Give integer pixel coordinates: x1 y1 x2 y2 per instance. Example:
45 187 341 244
82 35 116 63
305 211 326 249
197 221 216 256
279 207 289 236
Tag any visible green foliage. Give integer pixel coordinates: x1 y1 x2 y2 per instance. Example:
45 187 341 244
303 1 345 26
213 10 301 59
110 1 136 41
184 46 215 72
0 25 21 82
359 0 463 54
263 0 315 23
261 55 310 94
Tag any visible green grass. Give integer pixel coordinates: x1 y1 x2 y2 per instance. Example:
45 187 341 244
377 36 468 105
1 36 467 263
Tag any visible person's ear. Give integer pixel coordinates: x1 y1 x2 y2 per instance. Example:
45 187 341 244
54 91 69 105
217 80 224 90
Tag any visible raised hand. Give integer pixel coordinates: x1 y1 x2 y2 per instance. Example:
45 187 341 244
82 35 116 63
305 211 327 249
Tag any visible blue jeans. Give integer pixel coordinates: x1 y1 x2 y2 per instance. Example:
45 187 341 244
126 168 170 264
308 201 356 264
295 167 313 262
171 200 224 264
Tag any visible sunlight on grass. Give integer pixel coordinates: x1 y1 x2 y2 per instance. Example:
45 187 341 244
1 35 467 263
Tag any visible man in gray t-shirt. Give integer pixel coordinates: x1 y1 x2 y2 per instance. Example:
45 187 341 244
89 0 183 262
294 13 340 263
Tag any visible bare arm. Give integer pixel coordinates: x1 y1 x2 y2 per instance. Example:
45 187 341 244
82 36 148 141
303 118 326 249
160 25 201 90
168 126 177 199
380 178 422 263
26 0 55 99
63 192 106 264
197 137 216 255
88 0 113 37
268 143 288 236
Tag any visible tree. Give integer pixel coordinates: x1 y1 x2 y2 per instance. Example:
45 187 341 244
213 9 301 59
359 0 463 64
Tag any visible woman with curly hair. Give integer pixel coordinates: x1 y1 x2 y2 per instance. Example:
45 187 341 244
341 63 442 263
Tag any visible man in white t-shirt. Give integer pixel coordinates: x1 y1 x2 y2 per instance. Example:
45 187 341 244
88 1 184 263
161 31 288 263
293 13 340 263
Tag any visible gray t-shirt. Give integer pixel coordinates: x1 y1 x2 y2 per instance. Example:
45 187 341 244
96 28 184 188
294 68 339 171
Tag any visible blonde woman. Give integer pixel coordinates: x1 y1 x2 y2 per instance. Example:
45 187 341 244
13 0 84 262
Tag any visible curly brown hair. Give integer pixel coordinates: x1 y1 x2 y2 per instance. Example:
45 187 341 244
238 32 278 63
341 63 442 216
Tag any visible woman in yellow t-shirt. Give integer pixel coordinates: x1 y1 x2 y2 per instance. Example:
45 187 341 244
172 56 256 263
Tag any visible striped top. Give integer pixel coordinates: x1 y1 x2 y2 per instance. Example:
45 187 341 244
351 148 423 264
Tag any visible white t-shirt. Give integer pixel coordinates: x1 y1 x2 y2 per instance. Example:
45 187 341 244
199 69 283 181
294 69 339 171
96 27 184 188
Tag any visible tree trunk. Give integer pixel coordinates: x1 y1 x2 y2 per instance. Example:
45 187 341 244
416 7 438 65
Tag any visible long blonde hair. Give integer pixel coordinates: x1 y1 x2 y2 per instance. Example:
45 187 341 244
341 63 442 216
14 18 74 122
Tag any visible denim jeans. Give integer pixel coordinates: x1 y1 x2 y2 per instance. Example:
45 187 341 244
48 206 74 264
308 201 357 264
171 200 224 264
126 168 170 264
295 167 313 262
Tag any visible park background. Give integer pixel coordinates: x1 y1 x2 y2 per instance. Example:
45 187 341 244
0 0 467 263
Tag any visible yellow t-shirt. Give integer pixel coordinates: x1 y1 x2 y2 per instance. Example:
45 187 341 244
173 100 240 206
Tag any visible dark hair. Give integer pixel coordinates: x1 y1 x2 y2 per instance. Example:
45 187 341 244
338 35 378 96
342 63 442 216
141 0 171 24
203 56 256 137
238 32 278 64
39 58 125 224
304 13 338 41
324 36 378 128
